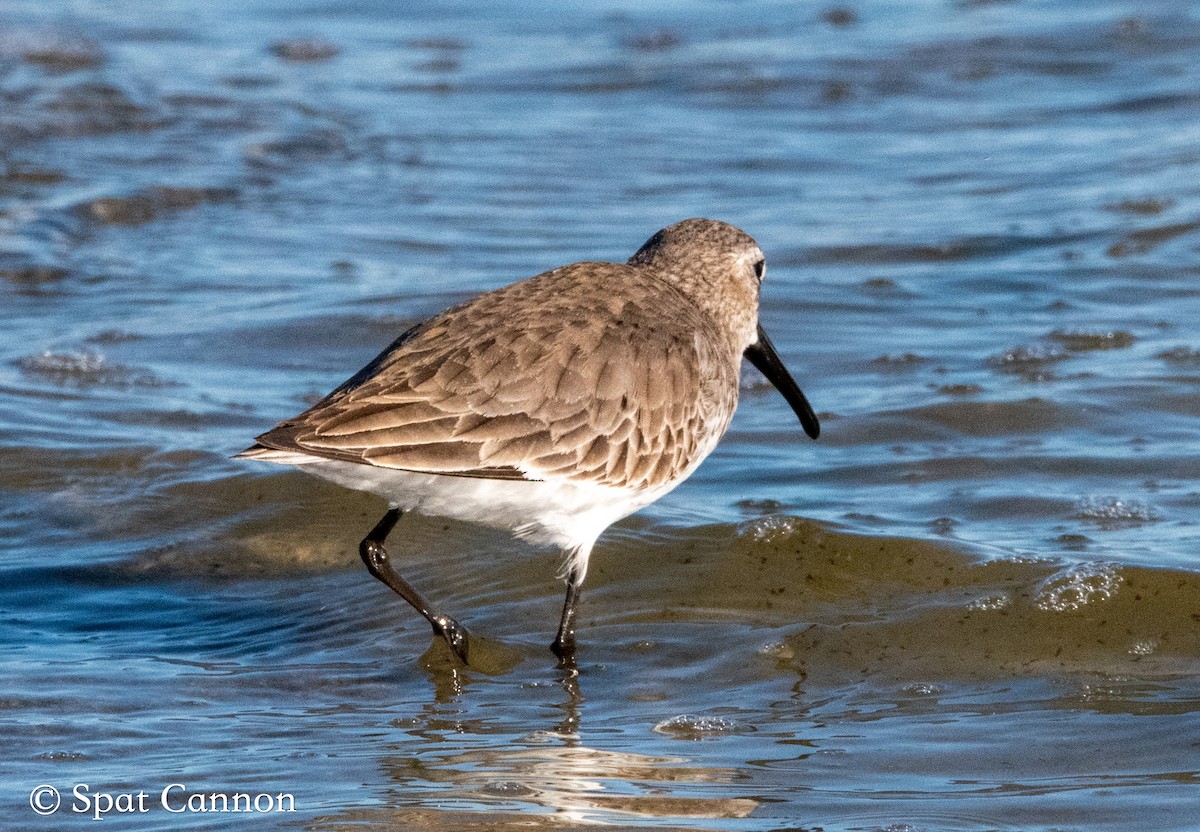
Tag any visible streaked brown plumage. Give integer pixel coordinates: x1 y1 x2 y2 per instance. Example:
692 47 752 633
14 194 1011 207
238 218 819 665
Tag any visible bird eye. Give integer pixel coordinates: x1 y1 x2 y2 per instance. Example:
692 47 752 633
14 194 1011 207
753 259 765 280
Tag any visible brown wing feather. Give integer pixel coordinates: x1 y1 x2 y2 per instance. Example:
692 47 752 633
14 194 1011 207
249 262 739 488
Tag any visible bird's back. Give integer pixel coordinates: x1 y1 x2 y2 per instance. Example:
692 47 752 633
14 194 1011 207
244 261 742 492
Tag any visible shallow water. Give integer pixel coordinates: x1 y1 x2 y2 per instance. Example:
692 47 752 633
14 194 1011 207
3 0 1200 829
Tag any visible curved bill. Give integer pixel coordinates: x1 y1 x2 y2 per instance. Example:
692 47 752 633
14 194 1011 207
744 324 820 440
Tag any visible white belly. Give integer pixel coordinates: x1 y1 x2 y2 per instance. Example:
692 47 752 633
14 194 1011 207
268 453 672 556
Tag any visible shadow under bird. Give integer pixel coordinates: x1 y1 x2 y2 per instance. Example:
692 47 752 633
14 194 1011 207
237 218 819 665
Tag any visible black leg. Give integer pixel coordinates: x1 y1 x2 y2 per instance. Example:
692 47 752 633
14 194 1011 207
359 508 470 664
550 569 582 665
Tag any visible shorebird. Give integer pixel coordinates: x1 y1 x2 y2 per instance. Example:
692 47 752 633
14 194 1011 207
237 218 819 665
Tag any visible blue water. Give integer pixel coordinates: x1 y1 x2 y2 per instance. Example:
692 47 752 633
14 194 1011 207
3 0 1199 829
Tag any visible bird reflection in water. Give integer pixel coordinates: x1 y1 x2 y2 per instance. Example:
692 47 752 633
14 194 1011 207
386 644 757 827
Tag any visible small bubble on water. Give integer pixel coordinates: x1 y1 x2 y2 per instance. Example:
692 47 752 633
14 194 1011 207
988 342 1069 369
38 750 87 762
1075 496 1159 526
653 714 751 739
758 641 795 660
482 781 535 797
900 682 942 697
1005 552 1054 565
1035 561 1122 612
738 514 803 543
967 593 1011 611
1129 639 1159 656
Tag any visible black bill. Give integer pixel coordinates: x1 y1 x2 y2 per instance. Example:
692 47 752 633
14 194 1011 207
744 324 820 440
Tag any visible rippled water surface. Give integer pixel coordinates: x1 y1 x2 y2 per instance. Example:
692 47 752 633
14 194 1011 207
3 0 1200 829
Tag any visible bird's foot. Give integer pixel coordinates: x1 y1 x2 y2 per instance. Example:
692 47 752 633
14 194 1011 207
550 632 577 669
431 615 470 665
